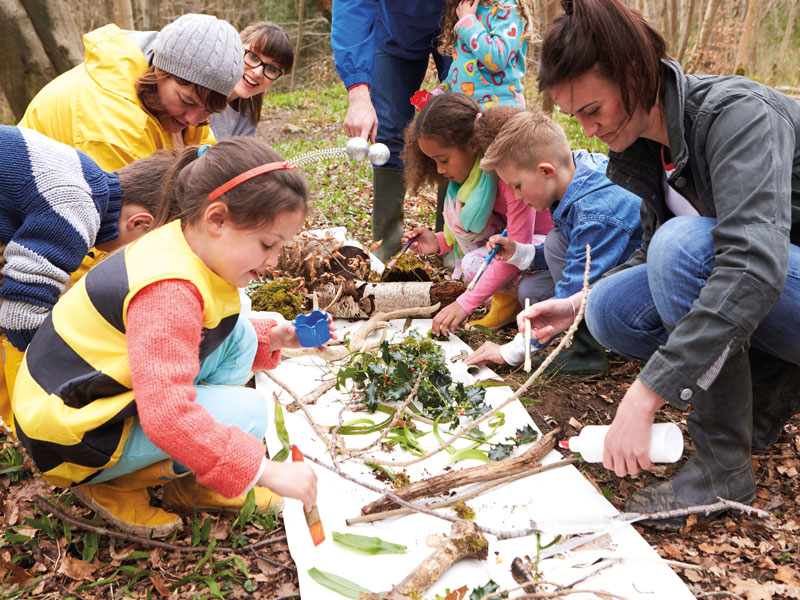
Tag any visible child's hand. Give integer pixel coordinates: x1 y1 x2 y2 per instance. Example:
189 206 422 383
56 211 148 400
432 301 469 336
269 317 337 351
487 234 516 262
465 341 506 366
456 0 479 19
258 461 318 513
402 227 439 254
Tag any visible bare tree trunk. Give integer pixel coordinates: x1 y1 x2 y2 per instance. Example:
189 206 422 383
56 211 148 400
19 0 83 73
669 0 680 51
537 0 560 114
734 0 759 75
110 0 134 29
773 1 798 75
291 0 304 92
142 0 159 30
689 0 723 68
0 0 59 120
677 0 697 63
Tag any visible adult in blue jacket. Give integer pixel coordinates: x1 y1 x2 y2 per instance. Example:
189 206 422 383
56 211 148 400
331 0 450 261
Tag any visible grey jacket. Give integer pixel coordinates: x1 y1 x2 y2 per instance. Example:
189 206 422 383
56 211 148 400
605 60 800 410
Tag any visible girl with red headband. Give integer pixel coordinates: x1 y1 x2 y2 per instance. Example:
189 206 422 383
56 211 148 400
12 137 333 538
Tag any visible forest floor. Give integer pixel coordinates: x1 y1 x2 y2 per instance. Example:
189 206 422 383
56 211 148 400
1 86 799 599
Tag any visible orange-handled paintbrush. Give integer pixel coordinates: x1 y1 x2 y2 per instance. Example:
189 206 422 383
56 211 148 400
291 444 325 546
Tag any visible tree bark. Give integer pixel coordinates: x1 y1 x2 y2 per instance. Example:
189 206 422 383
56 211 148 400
361 428 560 515
291 0 304 92
734 0 759 75
314 280 465 319
0 0 59 120
677 0 697 64
109 0 134 29
20 0 83 73
689 0 723 68
773 1 798 75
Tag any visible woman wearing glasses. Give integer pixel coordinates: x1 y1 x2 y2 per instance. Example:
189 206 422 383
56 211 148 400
21 14 243 172
210 22 294 141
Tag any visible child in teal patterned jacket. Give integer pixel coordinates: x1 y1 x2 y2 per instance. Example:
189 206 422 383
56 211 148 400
436 0 534 108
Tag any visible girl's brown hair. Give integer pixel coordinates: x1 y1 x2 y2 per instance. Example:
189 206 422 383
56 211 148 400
237 22 294 126
438 0 536 56
538 0 668 117
136 66 229 122
154 137 308 230
401 93 520 193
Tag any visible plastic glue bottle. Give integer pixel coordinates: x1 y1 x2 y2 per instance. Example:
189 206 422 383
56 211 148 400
559 423 684 463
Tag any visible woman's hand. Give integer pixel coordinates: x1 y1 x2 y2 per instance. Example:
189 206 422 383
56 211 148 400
432 301 470 336
603 379 666 477
258 461 318 513
456 0 479 19
402 226 439 254
516 293 581 343
487 234 516 262
465 341 506 366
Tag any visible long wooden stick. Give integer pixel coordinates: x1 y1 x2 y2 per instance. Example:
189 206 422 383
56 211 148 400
361 428 560 515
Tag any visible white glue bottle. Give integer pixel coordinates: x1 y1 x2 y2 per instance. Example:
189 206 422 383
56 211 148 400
559 423 684 463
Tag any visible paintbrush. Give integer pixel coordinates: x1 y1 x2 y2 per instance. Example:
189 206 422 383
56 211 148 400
523 297 532 372
291 444 325 546
467 229 507 291
385 234 419 270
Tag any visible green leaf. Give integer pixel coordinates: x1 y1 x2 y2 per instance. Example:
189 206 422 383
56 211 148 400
364 461 396 482
470 579 507 600
273 401 291 462
308 567 373 598
332 532 407 555
488 443 513 461
445 448 491 466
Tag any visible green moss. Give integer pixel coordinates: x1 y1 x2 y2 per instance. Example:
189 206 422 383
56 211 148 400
248 279 303 320
382 252 430 282
452 501 475 520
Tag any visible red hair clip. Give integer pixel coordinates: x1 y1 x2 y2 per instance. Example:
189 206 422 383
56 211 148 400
208 161 296 201
410 89 433 112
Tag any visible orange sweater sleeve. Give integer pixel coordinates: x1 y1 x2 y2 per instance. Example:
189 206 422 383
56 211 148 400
126 279 264 498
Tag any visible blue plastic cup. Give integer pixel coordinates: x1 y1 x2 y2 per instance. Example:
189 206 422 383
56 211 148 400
293 310 331 347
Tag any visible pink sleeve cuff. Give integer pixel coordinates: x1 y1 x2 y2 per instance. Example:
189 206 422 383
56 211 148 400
251 318 282 371
436 232 454 255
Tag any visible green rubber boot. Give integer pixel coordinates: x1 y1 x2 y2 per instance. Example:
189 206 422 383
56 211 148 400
624 345 756 530
533 322 608 376
372 167 406 263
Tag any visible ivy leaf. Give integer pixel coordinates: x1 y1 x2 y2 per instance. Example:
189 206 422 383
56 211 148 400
332 532 407 554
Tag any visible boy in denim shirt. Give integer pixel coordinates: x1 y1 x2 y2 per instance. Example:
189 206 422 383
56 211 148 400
467 111 643 374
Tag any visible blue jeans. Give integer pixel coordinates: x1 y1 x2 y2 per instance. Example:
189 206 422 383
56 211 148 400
93 313 267 483
586 216 800 365
371 48 450 170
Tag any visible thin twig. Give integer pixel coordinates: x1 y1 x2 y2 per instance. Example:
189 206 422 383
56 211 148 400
248 548 297 573
617 497 772 523
33 495 287 554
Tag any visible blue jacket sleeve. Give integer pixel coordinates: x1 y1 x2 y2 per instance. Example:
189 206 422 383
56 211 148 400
331 0 378 89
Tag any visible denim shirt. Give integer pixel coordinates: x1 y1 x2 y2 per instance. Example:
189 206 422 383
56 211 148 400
547 150 643 300
604 60 800 410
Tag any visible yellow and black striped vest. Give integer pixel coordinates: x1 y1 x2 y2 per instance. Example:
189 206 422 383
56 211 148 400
12 220 241 487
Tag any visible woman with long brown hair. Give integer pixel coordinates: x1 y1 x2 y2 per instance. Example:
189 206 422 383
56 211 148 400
519 0 800 529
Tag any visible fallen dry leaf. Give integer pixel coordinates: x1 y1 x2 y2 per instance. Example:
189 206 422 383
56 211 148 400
56 555 97 581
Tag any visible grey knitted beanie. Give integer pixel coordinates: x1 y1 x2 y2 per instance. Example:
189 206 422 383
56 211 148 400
152 14 243 97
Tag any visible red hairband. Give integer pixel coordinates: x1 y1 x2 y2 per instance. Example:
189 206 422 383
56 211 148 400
208 161 296 201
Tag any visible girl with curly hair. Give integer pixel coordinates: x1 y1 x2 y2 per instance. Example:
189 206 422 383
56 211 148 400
401 93 553 334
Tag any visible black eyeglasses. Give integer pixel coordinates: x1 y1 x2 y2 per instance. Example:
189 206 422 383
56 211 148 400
243 50 284 81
